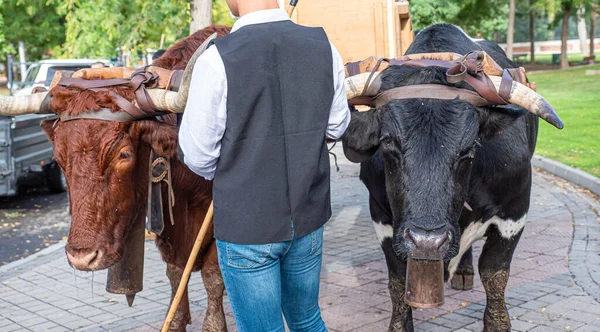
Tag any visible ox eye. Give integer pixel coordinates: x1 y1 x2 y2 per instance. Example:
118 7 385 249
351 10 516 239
119 152 131 160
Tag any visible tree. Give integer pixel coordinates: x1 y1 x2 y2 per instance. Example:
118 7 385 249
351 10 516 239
507 0 516 59
0 0 9 58
0 0 65 61
48 0 233 60
560 1 572 69
591 4 597 61
530 0 537 64
190 0 212 35
410 0 508 41
213 0 236 26
52 0 190 59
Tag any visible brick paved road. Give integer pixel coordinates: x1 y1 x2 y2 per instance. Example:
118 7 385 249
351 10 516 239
1 145 599 331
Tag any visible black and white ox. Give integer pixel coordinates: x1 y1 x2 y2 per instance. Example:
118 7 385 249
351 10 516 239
342 24 563 331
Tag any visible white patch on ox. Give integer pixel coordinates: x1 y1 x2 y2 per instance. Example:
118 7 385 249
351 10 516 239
372 221 393 245
447 215 527 280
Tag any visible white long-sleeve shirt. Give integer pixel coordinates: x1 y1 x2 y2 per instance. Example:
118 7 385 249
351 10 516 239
178 8 350 180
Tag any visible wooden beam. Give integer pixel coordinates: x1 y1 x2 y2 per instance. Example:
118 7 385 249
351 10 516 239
386 0 397 58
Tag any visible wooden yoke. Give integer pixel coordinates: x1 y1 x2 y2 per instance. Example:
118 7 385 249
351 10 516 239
71 66 180 90
344 52 536 91
344 52 504 78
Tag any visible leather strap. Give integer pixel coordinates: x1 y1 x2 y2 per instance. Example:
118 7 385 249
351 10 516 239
344 51 505 79
58 77 131 89
363 58 388 97
146 150 176 235
40 93 54 114
129 69 159 113
506 67 527 85
56 70 168 122
59 108 136 122
356 50 514 108
498 69 513 102
167 70 184 92
147 150 165 235
346 61 362 77
374 84 490 108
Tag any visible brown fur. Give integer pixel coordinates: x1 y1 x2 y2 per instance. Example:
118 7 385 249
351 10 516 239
42 25 231 331
152 25 232 70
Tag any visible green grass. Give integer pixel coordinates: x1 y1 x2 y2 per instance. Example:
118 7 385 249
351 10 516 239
528 65 600 177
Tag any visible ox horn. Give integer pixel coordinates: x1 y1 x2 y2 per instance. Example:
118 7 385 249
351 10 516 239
0 92 49 116
344 72 563 129
147 33 218 113
345 72 381 100
487 76 563 129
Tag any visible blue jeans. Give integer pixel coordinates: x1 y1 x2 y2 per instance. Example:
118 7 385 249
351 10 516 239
216 226 327 332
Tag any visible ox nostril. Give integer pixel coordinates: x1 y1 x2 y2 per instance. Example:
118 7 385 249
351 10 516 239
66 246 101 269
432 232 449 249
405 228 418 247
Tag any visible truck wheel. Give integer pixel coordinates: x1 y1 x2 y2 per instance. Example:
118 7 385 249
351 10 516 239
47 163 67 193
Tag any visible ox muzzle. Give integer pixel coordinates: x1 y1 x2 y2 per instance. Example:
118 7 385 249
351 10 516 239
403 227 452 261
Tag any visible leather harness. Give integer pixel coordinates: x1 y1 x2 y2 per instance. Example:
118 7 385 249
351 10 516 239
55 68 184 122
346 51 534 109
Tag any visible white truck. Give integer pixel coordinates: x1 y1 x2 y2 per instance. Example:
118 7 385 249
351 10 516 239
1 58 111 196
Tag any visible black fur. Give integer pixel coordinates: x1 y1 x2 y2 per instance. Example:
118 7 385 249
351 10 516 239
342 24 538 332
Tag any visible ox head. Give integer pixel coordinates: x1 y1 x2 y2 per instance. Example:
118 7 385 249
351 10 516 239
0 28 225 271
343 65 562 262
40 118 177 270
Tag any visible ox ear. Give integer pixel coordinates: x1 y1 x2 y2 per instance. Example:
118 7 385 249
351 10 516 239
342 110 381 163
40 119 56 141
476 105 528 138
130 120 178 158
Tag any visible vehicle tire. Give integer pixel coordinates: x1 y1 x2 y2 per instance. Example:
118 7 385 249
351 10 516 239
46 163 67 193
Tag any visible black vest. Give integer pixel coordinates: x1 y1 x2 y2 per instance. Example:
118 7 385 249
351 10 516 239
211 20 334 244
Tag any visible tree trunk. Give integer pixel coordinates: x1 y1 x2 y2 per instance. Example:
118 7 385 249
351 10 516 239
18 41 27 82
561 3 571 69
507 0 516 59
591 5 597 61
190 0 212 35
529 0 535 64
577 6 588 55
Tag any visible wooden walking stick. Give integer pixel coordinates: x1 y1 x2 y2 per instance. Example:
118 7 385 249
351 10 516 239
287 0 299 16
161 202 214 332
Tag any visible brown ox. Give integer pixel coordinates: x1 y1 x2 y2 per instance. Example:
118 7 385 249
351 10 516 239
39 25 231 331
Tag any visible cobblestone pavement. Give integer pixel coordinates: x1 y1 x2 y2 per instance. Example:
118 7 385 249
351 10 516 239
1 145 599 332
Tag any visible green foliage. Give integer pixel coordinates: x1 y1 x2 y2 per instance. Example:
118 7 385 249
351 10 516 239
50 0 191 59
213 0 236 26
0 0 65 60
0 0 10 57
409 0 462 30
46 0 233 59
410 0 508 40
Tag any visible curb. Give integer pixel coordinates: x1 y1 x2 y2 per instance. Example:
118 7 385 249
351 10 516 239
0 240 66 274
531 154 600 197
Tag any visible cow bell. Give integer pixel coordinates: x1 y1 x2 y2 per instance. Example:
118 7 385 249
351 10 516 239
405 259 444 308
106 215 145 307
